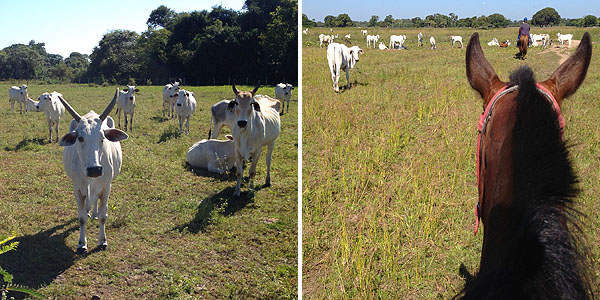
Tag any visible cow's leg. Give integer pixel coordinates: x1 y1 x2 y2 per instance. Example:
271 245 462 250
117 108 121 128
178 115 183 134
75 188 88 253
48 122 53 143
346 69 351 89
96 187 109 250
207 161 225 175
234 155 244 196
248 149 262 190
330 67 337 92
286 98 290 113
129 112 133 131
19 101 23 114
264 141 275 186
10 100 14 112
162 100 166 117
55 121 59 143
185 116 190 134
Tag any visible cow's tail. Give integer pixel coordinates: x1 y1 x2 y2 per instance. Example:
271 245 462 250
208 114 213 139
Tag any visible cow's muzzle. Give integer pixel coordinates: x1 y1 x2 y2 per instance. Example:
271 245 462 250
176 103 182 106
237 120 247 128
129 96 134 100
36 106 39 109
87 166 103 177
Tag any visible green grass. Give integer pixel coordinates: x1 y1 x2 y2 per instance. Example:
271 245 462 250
0 83 298 299
302 26 600 299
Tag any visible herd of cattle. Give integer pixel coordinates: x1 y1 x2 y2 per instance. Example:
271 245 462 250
7 80 294 253
318 29 576 92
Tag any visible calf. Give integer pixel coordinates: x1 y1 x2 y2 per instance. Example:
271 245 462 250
175 89 196 134
488 38 499 46
418 32 423 47
186 135 235 174
327 43 363 92
37 92 65 142
451 35 464 48
389 35 406 49
430 36 436 50
378 42 388 50
208 95 281 139
229 84 281 196
116 85 139 130
25 97 40 112
319 34 333 48
275 83 293 115
162 79 181 118
58 90 128 253
361 30 367 35
557 33 573 48
8 84 28 114
366 35 380 48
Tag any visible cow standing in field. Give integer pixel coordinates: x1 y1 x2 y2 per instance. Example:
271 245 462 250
531 34 544 47
162 79 181 118
327 42 363 93
361 30 367 35
208 95 281 139
451 35 464 48
366 35 380 48
186 135 235 174
116 85 139 131
430 36 436 50
8 84 28 114
557 33 573 48
229 84 280 196
58 90 128 254
418 32 423 47
25 97 40 112
37 92 65 143
319 34 333 48
175 89 196 135
275 83 294 115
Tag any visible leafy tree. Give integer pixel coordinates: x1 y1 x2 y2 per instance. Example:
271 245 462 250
147 5 176 28
582 15 597 27
382 15 394 27
336 13 353 27
532 7 560 27
488 13 509 28
457 17 474 27
302 13 317 28
368 15 379 27
87 30 141 84
411 17 423 27
324 15 336 27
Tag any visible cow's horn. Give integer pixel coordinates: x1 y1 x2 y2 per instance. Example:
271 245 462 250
232 81 239 94
100 89 118 121
251 81 260 95
58 95 81 122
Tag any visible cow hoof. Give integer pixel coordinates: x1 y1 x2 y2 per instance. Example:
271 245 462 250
76 247 87 255
264 182 271 188
279 112 284 116
98 244 107 251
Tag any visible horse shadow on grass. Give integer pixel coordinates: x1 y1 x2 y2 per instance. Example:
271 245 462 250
173 182 267 234
0 218 80 293
4 138 47 151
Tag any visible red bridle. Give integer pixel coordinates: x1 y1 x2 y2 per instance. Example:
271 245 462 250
474 83 564 235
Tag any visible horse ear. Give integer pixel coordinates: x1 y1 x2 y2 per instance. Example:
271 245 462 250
466 32 505 105
540 32 592 105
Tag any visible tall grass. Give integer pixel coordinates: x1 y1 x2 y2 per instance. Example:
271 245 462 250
303 27 600 299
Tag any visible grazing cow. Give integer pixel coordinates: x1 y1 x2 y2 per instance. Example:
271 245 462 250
319 34 333 48
366 35 380 48
430 36 436 50
488 38 499 46
557 33 573 48
361 30 367 35
418 32 423 47
186 135 235 174
116 85 139 131
531 34 544 47
175 89 196 135
162 79 181 118
208 95 281 139
275 83 293 115
378 42 388 50
451 35 464 48
389 35 406 49
228 84 281 196
303 28 308 35
8 84 28 114
327 43 363 93
345 34 351 39
25 97 40 112
37 92 65 143
58 90 128 253
541 34 551 48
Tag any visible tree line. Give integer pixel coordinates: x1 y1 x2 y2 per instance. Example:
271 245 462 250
303 7 598 29
0 0 298 86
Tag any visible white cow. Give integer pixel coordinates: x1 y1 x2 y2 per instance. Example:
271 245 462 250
488 38 499 46
319 34 333 48
8 85 28 114
389 35 406 49
418 32 423 47
451 35 464 48
366 35 380 48
430 36 436 50
557 33 573 48
303 28 308 35
361 30 368 35
162 79 181 118
186 135 235 174
116 85 139 130
275 83 293 115
208 95 281 139
327 43 363 93
58 90 128 253
25 97 39 112
228 84 281 196
541 34 551 48
345 34 351 39
531 34 544 47
378 42 388 50
37 92 65 143
174 89 196 135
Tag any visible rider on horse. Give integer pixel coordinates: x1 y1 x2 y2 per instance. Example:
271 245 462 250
517 17 532 47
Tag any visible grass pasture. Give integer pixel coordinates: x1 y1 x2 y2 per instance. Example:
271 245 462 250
0 83 298 299
303 27 600 299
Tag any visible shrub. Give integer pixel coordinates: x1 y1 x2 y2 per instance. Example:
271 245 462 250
0 235 43 299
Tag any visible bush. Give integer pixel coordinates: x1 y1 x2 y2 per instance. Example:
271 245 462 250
0 235 43 299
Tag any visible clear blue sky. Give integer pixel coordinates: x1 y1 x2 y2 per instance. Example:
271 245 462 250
303 0 598 23
0 0 246 58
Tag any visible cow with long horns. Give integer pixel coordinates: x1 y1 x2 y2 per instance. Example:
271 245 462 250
228 83 281 196
58 89 128 253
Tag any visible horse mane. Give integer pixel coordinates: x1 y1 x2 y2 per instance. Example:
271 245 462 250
457 66 593 299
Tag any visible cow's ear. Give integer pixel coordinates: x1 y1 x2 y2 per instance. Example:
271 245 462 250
60 132 77 146
104 129 129 142
252 101 261 112
225 135 233 140
134 88 140 92
122 89 129 92
228 100 237 110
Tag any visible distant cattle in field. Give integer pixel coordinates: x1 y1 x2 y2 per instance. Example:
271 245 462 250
116 85 139 130
430 36 436 50
319 34 334 48
303 28 308 35
327 43 363 93
389 35 406 49
275 83 293 115
361 30 367 35
162 79 181 118
557 33 572 48
500 40 510 47
418 32 423 47
378 42 388 50
345 34 351 39
488 38 499 46
175 89 196 135
451 35 464 48
8 84 28 114
37 91 65 142
187 135 235 174
366 35 380 48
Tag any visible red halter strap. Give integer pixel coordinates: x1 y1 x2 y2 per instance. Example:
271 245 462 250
474 83 564 235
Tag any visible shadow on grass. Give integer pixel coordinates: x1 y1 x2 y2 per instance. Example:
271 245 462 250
158 127 180 143
0 218 79 292
173 185 258 234
338 80 369 93
452 262 476 298
4 138 47 151
185 162 236 182
151 116 170 123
